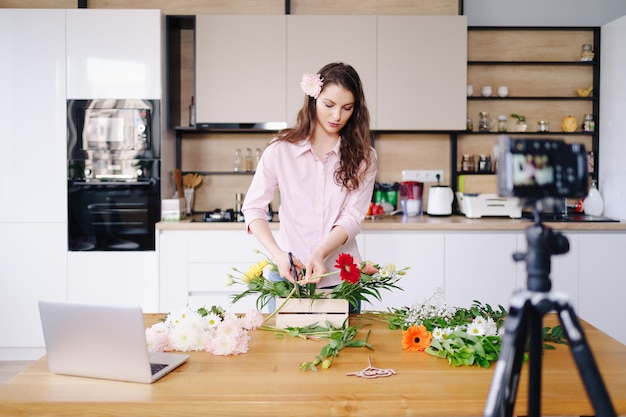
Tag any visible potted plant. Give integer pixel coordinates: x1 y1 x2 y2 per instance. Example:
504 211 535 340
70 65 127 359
510 114 528 132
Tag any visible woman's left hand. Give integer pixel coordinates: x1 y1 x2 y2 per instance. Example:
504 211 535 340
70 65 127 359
302 251 327 284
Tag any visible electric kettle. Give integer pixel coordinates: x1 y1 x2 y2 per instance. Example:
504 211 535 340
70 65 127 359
427 185 454 216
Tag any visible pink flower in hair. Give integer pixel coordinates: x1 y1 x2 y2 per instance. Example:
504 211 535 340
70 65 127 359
300 73 323 99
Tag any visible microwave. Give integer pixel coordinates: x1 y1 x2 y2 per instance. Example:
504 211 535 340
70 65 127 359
83 108 151 152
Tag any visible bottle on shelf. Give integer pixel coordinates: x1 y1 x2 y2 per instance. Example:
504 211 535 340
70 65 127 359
255 148 262 170
244 148 253 172
235 192 244 222
497 115 507 132
233 148 242 172
478 112 490 132
583 180 604 216
582 114 596 132
188 96 195 127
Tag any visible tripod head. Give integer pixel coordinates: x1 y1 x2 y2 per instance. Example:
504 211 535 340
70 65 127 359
513 200 569 292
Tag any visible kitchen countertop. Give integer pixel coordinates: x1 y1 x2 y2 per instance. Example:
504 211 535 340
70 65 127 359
157 214 626 232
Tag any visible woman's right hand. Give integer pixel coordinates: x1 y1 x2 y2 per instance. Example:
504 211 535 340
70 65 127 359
274 251 304 283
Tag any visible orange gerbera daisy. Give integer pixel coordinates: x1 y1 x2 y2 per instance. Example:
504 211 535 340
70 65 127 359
335 253 360 284
402 325 432 352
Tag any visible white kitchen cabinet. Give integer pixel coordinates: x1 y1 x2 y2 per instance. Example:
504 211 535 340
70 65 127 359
195 15 287 125
67 252 158 312
286 16 377 128
515 230 581 312
377 16 467 131
156 227 626 346
444 232 519 309
66 9 162 99
0 223 67 360
192 15 466 130
600 15 626 221
578 233 626 346
158 229 273 313
0 9 67 224
361 232 445 311
0 9 67 361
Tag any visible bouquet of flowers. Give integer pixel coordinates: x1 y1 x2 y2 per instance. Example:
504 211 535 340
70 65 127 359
226 250 409 311
145 305 263 356
379 289 567 368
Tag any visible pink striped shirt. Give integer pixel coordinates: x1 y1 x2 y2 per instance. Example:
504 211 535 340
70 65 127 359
242 137 377 287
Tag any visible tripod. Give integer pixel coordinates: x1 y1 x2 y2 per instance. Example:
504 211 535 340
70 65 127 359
483 211 617 417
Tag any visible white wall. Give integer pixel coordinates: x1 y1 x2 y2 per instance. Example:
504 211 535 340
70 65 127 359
465 0 626 26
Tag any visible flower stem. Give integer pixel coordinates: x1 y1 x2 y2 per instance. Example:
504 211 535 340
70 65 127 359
263 285 297 324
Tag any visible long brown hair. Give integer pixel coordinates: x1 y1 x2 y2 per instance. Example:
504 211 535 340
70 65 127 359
274 62 373 192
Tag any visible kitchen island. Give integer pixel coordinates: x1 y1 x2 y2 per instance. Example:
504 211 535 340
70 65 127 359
0 314 624 417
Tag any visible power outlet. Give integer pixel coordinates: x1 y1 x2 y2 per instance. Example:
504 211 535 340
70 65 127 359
402 170 444 183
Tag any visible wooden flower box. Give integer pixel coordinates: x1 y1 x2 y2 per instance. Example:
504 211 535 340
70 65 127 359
274 297 349 328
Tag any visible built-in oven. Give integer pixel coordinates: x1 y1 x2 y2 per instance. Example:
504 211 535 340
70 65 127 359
68 177 160 251
67 99 161 251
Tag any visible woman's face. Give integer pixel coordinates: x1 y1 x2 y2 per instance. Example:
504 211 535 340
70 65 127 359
314 83 355 137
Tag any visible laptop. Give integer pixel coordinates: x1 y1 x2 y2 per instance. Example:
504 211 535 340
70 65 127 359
38 300 189 384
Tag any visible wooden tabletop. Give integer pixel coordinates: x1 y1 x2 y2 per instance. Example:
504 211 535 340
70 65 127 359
0 314 625 417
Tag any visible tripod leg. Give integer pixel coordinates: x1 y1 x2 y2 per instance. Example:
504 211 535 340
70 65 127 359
527 305 545 417
484 297 532 417
555 302 617 417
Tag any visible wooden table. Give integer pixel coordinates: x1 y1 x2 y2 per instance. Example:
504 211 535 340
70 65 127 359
0 314 625 417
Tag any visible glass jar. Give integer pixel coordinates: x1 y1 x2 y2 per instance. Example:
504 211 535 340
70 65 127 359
537 120 550 132
233 148 242 172
478 155 492 172
583 114 596 132
461 154 476 172
581 44 594 62
497 115 507 132
478 112 490 132
244 148 253 172
466 117 473 132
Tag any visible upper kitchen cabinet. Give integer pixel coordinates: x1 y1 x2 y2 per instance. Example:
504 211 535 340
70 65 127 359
286 16 377 128
66 9 162 99
0 9 67 224
195 15 287 126
377 16 467 131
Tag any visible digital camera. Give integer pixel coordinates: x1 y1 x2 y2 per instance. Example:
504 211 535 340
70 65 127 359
497 136 588 199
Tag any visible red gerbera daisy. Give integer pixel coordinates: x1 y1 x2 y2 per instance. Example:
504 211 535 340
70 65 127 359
335 253 360 284
402 325 432 352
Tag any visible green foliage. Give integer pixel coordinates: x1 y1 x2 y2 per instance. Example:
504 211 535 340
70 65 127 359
426 331 502 368
376 299 568 368
262 319 373 371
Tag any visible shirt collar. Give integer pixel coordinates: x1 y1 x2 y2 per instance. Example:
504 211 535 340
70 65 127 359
298 136 342 158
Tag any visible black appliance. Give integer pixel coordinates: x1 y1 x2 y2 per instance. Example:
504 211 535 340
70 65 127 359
67 99 161 251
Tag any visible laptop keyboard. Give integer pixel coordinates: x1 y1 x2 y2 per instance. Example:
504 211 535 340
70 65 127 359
150 362 168 375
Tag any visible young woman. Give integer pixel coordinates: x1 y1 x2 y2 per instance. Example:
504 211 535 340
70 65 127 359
242 62 377 290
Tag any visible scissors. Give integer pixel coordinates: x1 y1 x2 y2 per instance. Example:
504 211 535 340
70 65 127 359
288 252 301 297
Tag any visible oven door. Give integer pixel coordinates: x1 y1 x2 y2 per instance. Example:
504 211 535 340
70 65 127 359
68 180 160 251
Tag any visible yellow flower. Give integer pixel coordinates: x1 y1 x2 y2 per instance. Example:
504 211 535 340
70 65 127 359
244 259 269 282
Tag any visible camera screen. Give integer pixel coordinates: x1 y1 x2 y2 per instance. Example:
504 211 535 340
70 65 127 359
512 154 555 187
